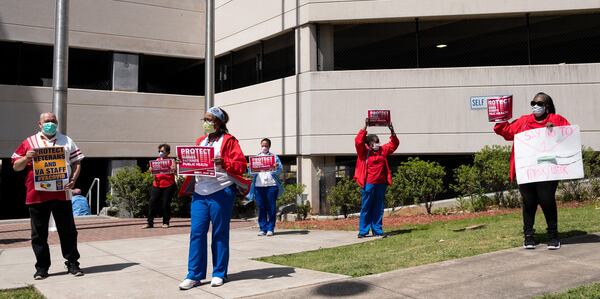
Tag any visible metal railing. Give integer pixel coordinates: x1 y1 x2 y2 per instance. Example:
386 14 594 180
86 178 100 215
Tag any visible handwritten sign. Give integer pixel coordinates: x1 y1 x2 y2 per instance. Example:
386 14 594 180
150 159 175 175
249 155 276 173
33 146 69 191
176 146 215 177
514 125 583 184
487 95 513 122
367 110 391 126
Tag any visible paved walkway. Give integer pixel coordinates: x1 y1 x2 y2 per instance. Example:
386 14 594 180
2 217 600 298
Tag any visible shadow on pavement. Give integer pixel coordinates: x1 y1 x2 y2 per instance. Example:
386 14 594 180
0 238 30 245
312 280 371 297
228 267 295 281
82 262 140 274
274 230 310 236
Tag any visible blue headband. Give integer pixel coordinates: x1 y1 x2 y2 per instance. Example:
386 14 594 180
207 107 224 121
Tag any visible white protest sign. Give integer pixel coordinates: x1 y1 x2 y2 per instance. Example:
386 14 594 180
514 125 584 185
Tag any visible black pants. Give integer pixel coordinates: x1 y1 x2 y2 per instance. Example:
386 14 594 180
29 200 80 271
518 180 559 236
147 184 176 225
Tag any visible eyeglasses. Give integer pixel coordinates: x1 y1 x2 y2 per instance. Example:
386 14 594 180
530 101 545 107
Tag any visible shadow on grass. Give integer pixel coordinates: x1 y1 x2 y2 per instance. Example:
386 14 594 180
532 230 600 245
228 267 295 281
385 228 414 237
275 230 310 236
312 280 371 297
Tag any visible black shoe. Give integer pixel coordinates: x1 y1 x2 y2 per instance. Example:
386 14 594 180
65 262 84 277
34 269 49 280
357 234 367 239
523 235 536 249
547 237 561 250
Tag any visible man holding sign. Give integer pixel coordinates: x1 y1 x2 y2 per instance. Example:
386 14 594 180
494 93 570 250
12 112 84 280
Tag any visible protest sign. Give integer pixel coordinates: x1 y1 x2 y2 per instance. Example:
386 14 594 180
514 125 584 184
33 146 69 191
150 159 175 175
249 155 276 173
176 146 216 177
367 110 391 126
487 95 513 122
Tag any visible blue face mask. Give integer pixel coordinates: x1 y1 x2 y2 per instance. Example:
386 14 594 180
42 122 57 136
158 151 165 158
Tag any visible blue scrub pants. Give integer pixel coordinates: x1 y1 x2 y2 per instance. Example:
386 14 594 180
186 186 235 281
255 186 278 233
359 184 386 236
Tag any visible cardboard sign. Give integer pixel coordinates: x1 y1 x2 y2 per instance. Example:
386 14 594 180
487 95 513 123
149 159 175 175
176 146 216 177
33 146 69 191
514 125 584 184
249 155 276 173
367 110 391 126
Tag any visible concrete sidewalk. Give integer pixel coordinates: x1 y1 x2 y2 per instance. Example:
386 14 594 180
0 227 369 298
248 233 600 299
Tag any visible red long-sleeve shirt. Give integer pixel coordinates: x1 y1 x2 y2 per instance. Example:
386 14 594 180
353 129 400 187
494 113 570 181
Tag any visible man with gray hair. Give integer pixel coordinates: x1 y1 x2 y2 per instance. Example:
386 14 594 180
12 112 85 280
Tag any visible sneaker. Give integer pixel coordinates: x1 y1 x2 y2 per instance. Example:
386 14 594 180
142 223 153 229
257 231 266 236
65 262 84 276
266 231 274 237
33 269 49 280
211 277 224 287
523 235 536 249
547 238 561 250
162 224 169 228
178 279 200 290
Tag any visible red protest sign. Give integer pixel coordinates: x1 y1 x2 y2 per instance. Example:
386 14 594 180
487 95 513 123
249 155 276 173
149 159 175 175
367 110 391 126
176 146 216 177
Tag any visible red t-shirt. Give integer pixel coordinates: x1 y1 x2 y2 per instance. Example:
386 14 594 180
152 157 176 188
11 133 84 205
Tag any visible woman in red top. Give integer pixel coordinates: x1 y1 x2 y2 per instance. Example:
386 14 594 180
494 92 570 250
353 119 399 238
143 144 176 229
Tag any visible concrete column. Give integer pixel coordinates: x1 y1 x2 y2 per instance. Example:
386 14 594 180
298 155 336 214
318 24 334 71
297 24 318 73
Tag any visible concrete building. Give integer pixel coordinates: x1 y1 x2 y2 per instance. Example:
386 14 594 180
1 0 600 218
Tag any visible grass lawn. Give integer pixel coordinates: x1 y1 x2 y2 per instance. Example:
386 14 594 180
537 283 600 298
0 287 44 299
258 202 600 277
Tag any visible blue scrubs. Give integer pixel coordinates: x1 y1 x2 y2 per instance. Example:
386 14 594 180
255 185 278 233
358 183 386 236
186 185 235 281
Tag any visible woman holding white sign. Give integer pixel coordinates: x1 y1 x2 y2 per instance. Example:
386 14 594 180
143 144 176 229
246 138 284 236
494 92 570 250
178 107 250 290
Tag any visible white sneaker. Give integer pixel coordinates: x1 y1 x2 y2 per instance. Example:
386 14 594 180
266 231 274 237
178 279 200 290
211 277 224 287
257 231 266 236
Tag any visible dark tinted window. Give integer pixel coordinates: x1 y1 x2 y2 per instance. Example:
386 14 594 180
139 55 204 96
216 53 232 93
20 43 53 87
263 31 295 81
232 43 261 89
69 48 112 90
0 41 19 85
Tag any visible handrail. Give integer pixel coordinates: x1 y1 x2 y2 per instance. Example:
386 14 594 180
86 178 101 215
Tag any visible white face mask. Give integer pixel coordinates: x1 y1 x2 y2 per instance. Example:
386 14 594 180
532 105 546 117
261 146 269 154
372 143 381 151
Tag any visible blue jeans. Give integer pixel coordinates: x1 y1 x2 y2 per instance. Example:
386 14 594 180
255 186 278 232
186 186 235 281
359 184 386 236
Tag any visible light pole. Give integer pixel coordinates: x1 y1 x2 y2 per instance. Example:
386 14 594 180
205 0 215 109
52 0 69 133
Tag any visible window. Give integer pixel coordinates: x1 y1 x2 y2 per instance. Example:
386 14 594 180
0 41 19 85
216 53 232 93
232 43 261 89
69 48 113 90
19 43 53 87
139 55 204 96
263 31 295 81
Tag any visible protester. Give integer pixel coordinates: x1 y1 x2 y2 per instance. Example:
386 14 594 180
178 107 250 290
494 92 570 250
353 119 399 238
143 144 176 229
12 112 84 279
71 188 91 216
246 138 284 237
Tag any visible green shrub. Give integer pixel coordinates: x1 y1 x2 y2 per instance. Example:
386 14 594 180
558 147 600 202
474 145 517 207
388 157 446 214
296 201 311 220
327 177 361 218
108 166 153 218
278 184 306 207
171 176 190 218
